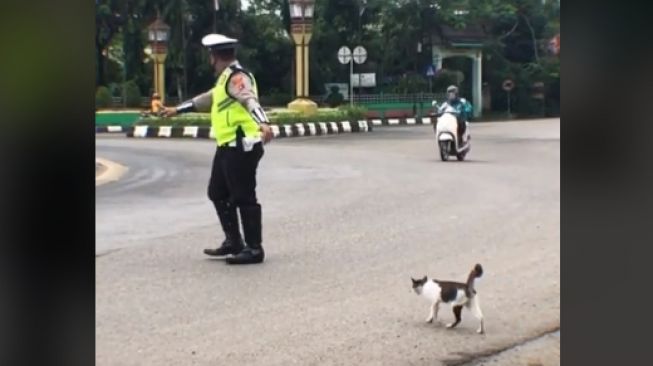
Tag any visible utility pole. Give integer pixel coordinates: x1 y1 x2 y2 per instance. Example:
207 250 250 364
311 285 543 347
213 0 219 32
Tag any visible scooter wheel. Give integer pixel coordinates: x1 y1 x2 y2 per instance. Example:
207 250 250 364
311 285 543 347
439 141 450 161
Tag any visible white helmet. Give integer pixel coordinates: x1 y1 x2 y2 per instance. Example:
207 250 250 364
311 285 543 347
446 85 459 101
201 33 239 51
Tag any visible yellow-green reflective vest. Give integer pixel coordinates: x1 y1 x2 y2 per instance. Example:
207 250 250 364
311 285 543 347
211 66 260 146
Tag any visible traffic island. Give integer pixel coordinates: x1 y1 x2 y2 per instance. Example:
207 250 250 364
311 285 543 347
98 117 435 136
96 158 128 186
96 162 107 177
96 106 441 136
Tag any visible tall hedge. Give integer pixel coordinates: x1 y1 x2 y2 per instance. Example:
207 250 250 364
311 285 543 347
124 80 142 108
95 86 112 109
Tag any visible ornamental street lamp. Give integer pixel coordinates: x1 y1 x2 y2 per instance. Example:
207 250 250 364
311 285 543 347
146 14 170 104
287 0 318 116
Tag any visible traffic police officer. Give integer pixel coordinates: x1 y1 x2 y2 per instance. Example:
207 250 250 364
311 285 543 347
162 34 273 265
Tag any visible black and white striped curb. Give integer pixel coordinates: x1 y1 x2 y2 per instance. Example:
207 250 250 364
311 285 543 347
97 117 431 135
96 126 128 133
369 117 435 126
125 121 372 139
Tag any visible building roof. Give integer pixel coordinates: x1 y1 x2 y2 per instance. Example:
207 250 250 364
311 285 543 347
432 24 487 48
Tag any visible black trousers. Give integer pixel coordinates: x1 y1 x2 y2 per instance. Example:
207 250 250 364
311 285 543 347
207 141 264 247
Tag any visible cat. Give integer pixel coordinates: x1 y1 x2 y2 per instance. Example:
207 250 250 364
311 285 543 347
411 264 484 334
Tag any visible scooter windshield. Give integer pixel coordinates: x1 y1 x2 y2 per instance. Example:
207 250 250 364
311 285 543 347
441 105 459 115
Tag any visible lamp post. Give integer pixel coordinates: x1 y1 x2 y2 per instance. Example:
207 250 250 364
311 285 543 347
287 0 318 116
146 14 170 104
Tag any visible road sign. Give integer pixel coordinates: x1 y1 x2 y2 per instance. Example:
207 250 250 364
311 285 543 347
337 46 352 64
503 79 514 117
426 64 435 77
351 73 376 88
353 46 367 64
502 79 514 91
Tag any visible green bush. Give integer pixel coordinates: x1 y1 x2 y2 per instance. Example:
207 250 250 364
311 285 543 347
124 80 142 108
135 105 369 127
108 82 122 97
337 105 368 120
95 86 112 109
134 116 202 127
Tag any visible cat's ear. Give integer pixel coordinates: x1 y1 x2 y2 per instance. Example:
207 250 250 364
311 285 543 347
422 276 427 282
410 277 416 283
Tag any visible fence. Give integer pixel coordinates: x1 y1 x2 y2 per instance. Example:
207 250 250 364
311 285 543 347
351 93 446 104
349 93 447 119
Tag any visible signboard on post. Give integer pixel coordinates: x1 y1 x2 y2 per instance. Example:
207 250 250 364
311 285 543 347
502 79 514 92
353 46 367 64
426 64 435 77
351 73 376 88
339 45 367 105
352 46 367 101
502 79 515 117
426 64 436 92
337 46 352 64
337 46 354 106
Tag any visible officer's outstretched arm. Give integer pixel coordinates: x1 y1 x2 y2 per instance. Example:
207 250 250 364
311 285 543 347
160 90 213 117
174 90 213 114
227 72 270 124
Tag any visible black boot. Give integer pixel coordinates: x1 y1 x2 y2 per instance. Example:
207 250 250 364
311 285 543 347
204 237 245 256
227 205 264 264
204 200 244 256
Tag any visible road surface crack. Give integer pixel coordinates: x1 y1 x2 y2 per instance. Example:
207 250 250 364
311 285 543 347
96 248 122 258
442 325 560 366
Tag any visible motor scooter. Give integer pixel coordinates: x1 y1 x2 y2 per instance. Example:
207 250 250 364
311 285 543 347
431 100 470 161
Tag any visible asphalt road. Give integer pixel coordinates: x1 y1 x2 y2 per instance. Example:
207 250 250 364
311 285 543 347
96 119 560 366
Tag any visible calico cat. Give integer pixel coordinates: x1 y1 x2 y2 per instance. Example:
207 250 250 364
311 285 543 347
411 264 484 334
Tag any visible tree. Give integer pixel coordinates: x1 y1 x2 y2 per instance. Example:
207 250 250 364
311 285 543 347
96 0 128 86
95 0 560 115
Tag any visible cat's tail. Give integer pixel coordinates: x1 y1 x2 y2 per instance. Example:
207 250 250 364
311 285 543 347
466 264 483 294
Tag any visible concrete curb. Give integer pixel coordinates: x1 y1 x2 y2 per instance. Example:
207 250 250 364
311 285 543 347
95 117 439 135
96 126 129 133
369 117 434 126
95 117 559 134
96 158 128 187
123 120 373 139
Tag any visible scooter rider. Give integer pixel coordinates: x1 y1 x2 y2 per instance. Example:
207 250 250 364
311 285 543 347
437 85 473 145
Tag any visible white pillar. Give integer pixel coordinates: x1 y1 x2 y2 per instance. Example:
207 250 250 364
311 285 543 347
472 51 483 118
432 47 443 71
